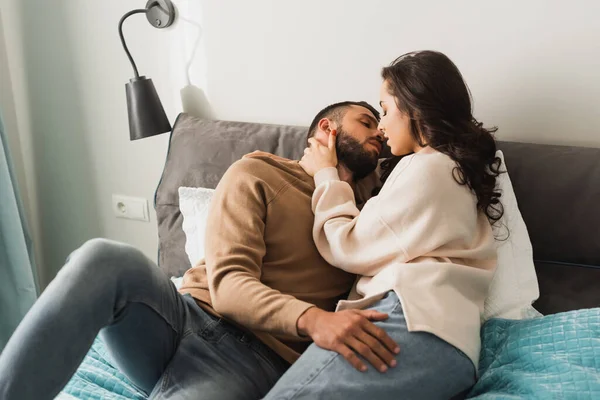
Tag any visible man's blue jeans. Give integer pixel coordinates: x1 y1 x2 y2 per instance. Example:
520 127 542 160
0 239 289 400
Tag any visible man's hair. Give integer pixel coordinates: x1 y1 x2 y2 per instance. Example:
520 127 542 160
307 101 380 141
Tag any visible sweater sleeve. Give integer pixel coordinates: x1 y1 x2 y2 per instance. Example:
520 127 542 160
311 167 400 276
205 159 314 337
311 158 478 276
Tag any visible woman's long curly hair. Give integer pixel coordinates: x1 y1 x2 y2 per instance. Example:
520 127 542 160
380 51 504 226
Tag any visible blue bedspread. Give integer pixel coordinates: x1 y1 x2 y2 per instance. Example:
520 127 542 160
468 308 600 399
60 309 600 399
60 337 145 400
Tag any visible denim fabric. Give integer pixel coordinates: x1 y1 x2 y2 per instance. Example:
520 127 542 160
264 291 475 400
0 239 288 400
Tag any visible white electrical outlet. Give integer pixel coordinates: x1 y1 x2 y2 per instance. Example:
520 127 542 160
112 195 150 222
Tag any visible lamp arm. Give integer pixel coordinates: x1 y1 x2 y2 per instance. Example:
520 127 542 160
118 2 166 78
118 9 146 78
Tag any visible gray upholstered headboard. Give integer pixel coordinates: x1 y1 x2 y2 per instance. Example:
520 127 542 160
154 113 600 314
154 114 308 277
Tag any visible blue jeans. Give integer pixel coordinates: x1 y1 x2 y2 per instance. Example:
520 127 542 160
264 291 476 400
0 239 289 400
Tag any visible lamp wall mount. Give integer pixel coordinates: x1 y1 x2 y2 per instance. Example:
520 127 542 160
146 0 176 29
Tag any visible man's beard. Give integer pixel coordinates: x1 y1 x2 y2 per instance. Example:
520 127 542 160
336 127 379 181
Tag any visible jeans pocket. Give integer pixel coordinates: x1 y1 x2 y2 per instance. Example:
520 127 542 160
197 318 228 344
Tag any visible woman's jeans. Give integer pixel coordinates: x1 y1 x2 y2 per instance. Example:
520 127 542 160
264 291 476 400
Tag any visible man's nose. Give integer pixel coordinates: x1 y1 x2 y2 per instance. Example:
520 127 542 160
373 129 385 141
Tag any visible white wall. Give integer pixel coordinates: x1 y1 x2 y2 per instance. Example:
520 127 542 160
199 0 600 143
2 0 599 287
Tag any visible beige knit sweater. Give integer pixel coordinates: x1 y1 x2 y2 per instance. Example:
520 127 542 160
311 146 497 367
179 152 378 364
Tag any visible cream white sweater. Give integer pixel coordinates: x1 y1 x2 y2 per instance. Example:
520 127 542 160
312 146 497 368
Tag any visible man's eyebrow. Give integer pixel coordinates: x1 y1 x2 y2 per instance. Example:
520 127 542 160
359 112 379 126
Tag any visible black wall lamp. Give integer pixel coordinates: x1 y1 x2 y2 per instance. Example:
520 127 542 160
119 0 176 140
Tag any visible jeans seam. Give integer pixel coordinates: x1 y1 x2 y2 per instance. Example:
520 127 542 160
390 299 402 314
159 362 172 394
450 345 472 364
115 296 184 338
198 319 228 344
220 320 287 374
284 351 339 400
248 341 280 375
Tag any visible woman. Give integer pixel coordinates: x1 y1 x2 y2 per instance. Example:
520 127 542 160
265 51 502 399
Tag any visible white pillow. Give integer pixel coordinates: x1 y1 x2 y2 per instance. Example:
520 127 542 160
170 276 184 290
178 186 215 267
483 150 541 320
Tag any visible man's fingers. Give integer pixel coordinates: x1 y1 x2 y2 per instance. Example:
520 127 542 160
359 310 389 321
336 343 368 372
328 129 337 150
347 336 388 373
360 318 401 355
354 330 397 368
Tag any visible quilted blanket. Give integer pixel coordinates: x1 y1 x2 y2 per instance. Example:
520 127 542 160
58 337 145 400
57 308 599 399
468 308 600 399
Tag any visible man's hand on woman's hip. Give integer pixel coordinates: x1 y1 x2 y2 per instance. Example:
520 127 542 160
297 307 400 373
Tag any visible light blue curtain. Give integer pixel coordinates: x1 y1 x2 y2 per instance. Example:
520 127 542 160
0 109 38 351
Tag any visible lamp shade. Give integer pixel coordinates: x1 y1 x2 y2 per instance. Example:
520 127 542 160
126 76 171 140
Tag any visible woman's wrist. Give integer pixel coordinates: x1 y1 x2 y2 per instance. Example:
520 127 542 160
314 167 341 186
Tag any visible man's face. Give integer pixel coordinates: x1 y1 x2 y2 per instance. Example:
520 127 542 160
335 105 384 180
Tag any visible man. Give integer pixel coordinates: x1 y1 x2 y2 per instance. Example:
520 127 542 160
0 101 396 400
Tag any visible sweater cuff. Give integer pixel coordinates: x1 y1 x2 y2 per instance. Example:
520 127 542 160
283 301 316 337
314 167 341 187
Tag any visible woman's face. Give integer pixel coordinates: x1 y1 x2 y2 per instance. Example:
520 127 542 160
378 80 419 156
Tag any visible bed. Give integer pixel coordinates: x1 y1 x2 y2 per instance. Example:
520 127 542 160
60 114 600 399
